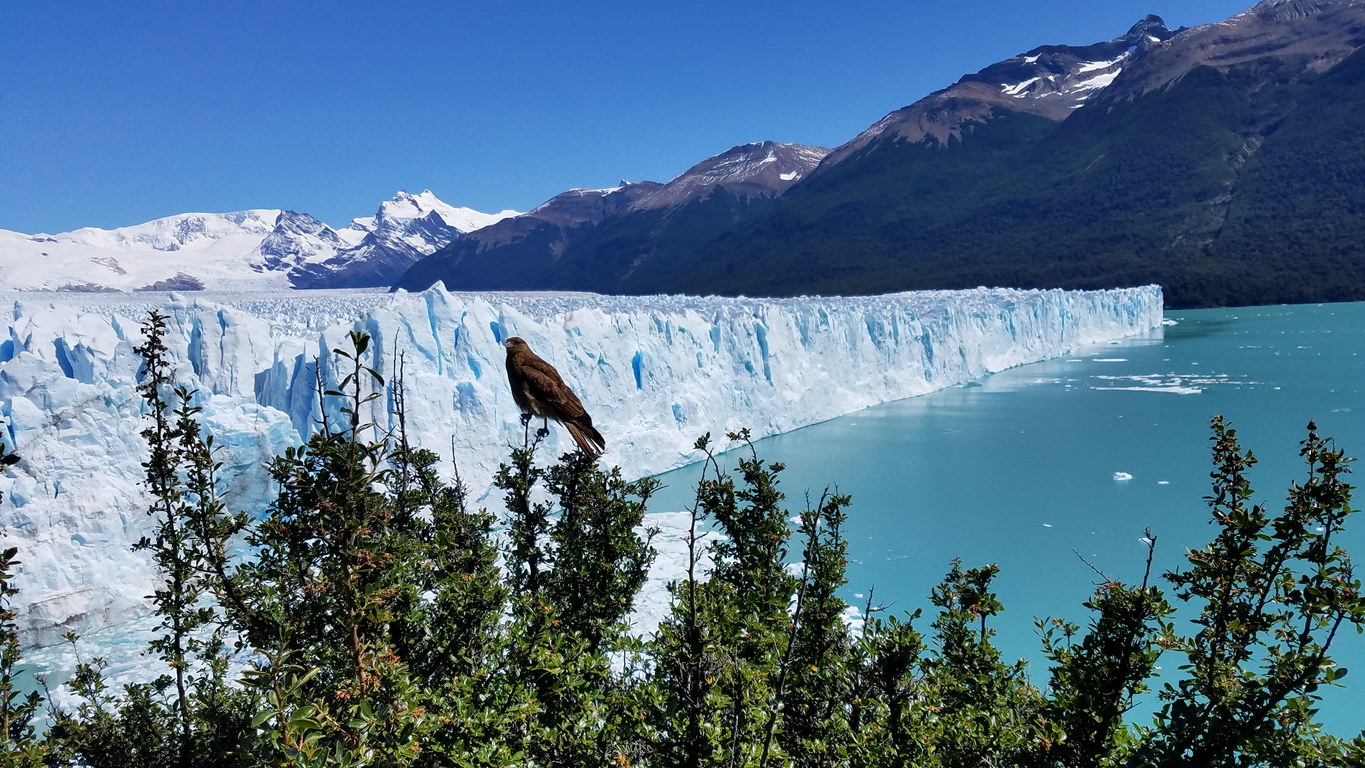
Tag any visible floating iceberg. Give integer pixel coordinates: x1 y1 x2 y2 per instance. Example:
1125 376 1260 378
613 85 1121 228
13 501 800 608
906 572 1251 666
0 285 1163 644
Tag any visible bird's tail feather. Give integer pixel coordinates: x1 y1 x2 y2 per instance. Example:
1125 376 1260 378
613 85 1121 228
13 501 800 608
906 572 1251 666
565 418 606 456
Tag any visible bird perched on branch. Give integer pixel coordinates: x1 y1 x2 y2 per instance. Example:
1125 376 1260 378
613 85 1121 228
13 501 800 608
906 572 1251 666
504 336 606 456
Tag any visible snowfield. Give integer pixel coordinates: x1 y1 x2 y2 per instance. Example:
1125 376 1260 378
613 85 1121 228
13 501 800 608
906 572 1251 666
0 285 1163 645
0 191 519 293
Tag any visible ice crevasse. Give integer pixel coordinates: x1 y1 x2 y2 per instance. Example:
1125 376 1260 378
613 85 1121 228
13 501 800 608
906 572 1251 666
0 285 1163 644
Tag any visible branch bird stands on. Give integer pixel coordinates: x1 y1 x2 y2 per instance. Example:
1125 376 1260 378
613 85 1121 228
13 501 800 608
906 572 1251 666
504 336 606 456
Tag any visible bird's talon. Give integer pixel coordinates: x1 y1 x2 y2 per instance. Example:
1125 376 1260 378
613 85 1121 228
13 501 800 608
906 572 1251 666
519 413 532 426
537 427 550 438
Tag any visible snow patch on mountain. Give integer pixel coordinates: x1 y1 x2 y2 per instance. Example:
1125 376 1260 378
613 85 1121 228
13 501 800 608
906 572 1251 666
1002 77 1042 96
1069 69 1125 96
0 285 1163 645
1077 55 1127 73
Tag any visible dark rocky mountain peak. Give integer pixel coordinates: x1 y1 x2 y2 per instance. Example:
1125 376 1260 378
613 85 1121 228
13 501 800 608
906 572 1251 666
629 141 831 211
257 210 345 272
1126 14 1174 38
823 16 1177 165
473 182 662 251
1105 0 1365 95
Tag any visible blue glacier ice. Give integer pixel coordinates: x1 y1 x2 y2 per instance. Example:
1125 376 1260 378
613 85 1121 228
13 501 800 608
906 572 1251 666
0 285 1162 645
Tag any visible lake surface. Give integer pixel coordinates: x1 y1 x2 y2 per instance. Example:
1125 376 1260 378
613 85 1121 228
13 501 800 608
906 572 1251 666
648 301 1365 736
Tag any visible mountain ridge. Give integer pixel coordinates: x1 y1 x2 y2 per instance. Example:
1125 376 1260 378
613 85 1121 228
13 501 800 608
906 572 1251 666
393 141 831 293
821 14 1179 165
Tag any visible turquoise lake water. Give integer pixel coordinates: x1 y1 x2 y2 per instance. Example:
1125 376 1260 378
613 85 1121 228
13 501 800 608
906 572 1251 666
647 301 1365 737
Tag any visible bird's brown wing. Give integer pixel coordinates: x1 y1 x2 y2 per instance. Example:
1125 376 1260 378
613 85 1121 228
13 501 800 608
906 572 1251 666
510 349 589 421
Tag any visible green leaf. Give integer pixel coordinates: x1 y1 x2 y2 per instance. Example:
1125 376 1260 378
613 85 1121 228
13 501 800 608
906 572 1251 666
288 712 322 732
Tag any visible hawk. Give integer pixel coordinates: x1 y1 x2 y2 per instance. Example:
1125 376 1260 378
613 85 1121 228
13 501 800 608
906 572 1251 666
504 336 606 456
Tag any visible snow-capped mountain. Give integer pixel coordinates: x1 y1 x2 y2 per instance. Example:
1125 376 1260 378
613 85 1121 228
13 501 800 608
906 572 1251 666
255 210 352 275
0 191 518 293
0 285 1163 644
0 210 287 292
349 189 516 236
288 191 520 289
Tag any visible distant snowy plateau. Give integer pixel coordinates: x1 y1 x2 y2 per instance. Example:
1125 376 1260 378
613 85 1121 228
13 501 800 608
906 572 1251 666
0 285 1162 645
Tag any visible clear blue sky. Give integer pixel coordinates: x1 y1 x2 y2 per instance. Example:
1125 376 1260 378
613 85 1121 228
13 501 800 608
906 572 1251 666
1 0 1253 234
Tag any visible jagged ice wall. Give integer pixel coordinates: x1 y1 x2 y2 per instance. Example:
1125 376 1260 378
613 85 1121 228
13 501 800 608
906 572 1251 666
0 285 1163 644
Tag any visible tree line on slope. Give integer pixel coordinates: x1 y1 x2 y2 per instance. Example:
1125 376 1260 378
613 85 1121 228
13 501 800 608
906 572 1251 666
1 312 1363 766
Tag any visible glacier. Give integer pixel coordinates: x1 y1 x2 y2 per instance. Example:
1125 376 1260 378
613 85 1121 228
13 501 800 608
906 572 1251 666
0 285 1163 646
